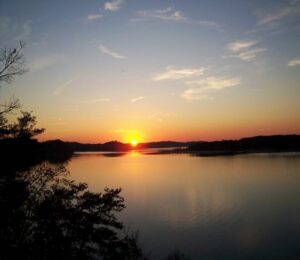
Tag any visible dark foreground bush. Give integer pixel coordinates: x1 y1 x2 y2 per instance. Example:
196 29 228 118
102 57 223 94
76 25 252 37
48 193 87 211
0 164 145 260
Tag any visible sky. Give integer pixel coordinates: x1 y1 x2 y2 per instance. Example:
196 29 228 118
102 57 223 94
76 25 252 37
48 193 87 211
0 0 300 143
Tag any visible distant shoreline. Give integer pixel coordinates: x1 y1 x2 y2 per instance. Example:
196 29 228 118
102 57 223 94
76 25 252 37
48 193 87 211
63 135 300 154
145 149 300 157
2 135 299 173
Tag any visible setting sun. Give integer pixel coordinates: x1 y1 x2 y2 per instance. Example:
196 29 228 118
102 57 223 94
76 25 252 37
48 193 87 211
131 139 138 147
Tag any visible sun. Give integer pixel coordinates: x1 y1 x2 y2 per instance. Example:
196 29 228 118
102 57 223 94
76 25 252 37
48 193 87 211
131 139 138 147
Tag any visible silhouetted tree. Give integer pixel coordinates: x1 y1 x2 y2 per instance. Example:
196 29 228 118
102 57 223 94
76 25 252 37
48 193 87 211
0 42 44 140
0 41 27 86
0 96 20 116
0 164 146 260
0 42 25 115
0 42 26 136
7 111 44 139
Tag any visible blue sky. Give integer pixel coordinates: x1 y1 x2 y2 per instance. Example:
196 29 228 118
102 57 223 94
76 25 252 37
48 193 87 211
0 0 300 142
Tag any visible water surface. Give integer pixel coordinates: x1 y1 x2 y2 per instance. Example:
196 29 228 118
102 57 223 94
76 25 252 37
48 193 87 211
68 152 300 259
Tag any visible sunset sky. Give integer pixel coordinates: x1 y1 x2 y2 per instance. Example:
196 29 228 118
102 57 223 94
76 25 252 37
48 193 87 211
1 0 300 143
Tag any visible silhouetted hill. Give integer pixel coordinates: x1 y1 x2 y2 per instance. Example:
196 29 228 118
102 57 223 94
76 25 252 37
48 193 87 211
48 135 300 154
138 141 194 149
42 139 74 162
66 140 193 151
188 135 300 155
67 141 132 151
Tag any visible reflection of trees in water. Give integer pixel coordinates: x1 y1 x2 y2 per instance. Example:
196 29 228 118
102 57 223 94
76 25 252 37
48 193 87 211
0 164 145 259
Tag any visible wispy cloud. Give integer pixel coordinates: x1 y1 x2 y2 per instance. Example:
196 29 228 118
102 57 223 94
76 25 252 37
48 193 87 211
182 76 240 101
104 0 123 12
136 7 186 21
182 90 213 101
82 98 110 104
153 66 239 101
253 1 300 32
135 6 218 27
235 48 267 61
131 96 144 103
227 40 258 52
52 78 77 96
87 14 104 21
98 44 126 59
288 58 300 67
30 54 64 72
257 4 300 26
154 67 207 81
185 77 240 90
226 40 267 61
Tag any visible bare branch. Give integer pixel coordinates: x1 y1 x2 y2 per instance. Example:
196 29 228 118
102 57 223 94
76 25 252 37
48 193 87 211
0 96 21 116
0 41 28 86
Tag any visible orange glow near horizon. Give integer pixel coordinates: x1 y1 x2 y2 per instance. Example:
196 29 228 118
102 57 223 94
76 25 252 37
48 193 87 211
37 118 300 144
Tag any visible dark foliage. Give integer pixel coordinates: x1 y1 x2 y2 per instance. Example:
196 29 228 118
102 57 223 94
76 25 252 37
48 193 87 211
0 138 44 173
0 42 43 145
0 138 74 175
68 141 132 152
189 135 300 154
0 164 145 260
1 111 45 139
42 139 74 163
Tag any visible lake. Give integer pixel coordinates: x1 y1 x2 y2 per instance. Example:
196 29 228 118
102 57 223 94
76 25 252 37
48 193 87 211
67 152 300 259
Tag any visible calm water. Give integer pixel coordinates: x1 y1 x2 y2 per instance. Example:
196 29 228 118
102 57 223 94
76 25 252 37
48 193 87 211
67 152 300 259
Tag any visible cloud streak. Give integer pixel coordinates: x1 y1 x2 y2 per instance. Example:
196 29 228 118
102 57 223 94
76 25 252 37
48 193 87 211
288 58 300 67
182 76 240 101
153 65 240 101
257 4 300 26
82 98 111 104
181 90 213 101
135 6 218 27
227 40 258 52
185 77 241 90
131 96 144 103
136 7 186 21
226 40 267 61
104 0 123 12
235 48 267 61
98 44 126 59
87 14 104 21
52 78 77 96
154 67 207 81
